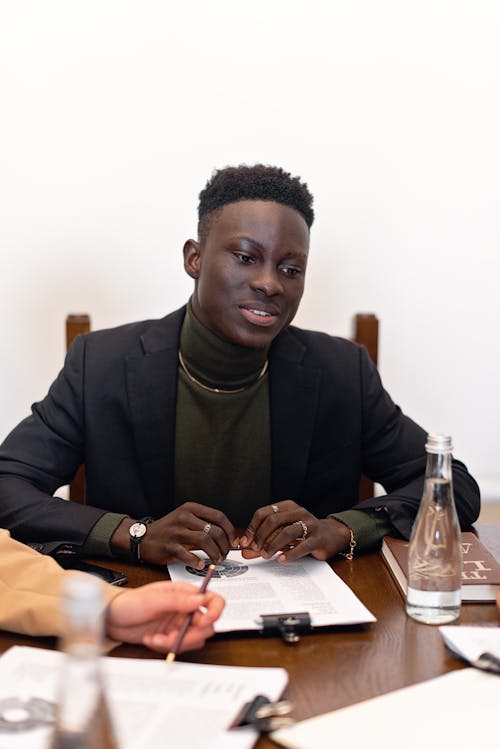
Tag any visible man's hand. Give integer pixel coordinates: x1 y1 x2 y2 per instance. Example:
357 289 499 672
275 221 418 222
239 500 352 563
111 503 237 568
105 581 225 652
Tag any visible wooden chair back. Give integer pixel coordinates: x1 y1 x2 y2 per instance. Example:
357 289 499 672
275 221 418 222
66 314 91 504
66 312 379 504
352 314 379 500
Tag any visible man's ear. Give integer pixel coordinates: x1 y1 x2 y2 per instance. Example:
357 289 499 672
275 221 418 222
183 239 201 279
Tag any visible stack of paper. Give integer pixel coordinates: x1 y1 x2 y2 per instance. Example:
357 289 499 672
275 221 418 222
272 669 500 749
439 624 500 665
0 646 287 749
168 551 375 632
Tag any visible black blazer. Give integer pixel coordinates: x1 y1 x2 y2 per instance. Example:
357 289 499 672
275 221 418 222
0 306 480 547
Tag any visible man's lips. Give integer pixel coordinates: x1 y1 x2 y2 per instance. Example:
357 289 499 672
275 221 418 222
239 305 279 327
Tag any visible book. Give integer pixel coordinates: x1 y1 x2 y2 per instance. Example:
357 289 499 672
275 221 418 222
381 532 500 603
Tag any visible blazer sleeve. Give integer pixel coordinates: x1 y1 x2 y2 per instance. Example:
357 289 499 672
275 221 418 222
0 529 120 637
0 335 107 545
353 345 480 538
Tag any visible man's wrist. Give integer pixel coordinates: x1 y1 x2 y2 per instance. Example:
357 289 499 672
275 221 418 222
330 509 393 552
325 517 352 554
81 513 129 557
128 518 153 562
330 517 356 559
110 517 136 555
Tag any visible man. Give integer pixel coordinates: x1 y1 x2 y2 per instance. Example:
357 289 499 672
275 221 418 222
0 528 224 649
0 165 480 569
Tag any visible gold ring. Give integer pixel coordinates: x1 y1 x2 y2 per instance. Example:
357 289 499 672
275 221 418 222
203 523 211 535
293 520 308 541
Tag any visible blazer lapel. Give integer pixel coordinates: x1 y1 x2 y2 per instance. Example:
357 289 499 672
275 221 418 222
125 310 321 515
125 307 185 518
269 328 321 501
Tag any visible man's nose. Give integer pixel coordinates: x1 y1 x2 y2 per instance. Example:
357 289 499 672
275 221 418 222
249 266 284 296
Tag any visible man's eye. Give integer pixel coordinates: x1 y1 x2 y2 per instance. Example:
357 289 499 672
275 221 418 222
234 252 254 264
280 265 302 277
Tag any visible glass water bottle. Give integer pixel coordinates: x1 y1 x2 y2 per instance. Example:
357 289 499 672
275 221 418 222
406 434 462 624
51 576 118 749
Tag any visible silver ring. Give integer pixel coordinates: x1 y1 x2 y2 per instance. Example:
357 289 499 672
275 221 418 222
293 520 308 541
203 523 211 535
271 504 280 514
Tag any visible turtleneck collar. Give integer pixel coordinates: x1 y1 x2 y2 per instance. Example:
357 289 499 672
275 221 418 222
179 300 268 389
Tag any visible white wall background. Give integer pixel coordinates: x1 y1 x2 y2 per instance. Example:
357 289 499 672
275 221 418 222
1 0 499 500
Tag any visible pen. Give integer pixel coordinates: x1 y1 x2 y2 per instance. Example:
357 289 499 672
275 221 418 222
165 563 216 663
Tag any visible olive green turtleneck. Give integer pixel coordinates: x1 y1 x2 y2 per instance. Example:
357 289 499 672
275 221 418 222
83 302 393 555
174 303 271 527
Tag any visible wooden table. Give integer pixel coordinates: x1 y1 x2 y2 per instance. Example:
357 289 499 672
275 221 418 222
1 526 498 748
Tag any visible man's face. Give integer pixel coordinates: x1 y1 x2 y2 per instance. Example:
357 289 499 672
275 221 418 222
184 200 310 349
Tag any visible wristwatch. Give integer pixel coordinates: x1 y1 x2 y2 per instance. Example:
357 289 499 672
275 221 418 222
129 517 153 562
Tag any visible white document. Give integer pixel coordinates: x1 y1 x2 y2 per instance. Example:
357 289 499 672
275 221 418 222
0 645 287 749
272 669 500 749
440 624 500 663
168 551 375 632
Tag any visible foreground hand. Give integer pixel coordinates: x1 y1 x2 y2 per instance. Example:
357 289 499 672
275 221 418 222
106 581 225 652
240 500 351 563
111 503 237 569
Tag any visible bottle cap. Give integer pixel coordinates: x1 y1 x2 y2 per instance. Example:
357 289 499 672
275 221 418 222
425 434 453 454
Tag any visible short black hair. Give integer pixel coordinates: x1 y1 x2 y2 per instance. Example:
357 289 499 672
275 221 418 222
197 164 314 240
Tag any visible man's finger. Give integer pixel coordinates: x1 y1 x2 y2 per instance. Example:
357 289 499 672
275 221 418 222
188 504 237 547
171 545 207 570
196 521 231 560
277 537 316 563
240 548 263 559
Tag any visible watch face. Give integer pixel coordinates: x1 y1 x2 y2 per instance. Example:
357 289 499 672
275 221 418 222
129 522 147 539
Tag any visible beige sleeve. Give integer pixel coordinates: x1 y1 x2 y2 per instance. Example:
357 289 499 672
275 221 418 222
0 529 121 638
